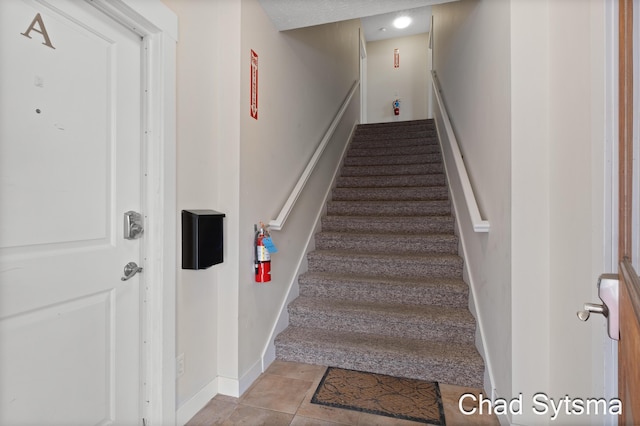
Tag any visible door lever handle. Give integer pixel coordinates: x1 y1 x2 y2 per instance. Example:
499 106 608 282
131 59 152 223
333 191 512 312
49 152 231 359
577 302 608 321
121 262 143 281
576 274 619 340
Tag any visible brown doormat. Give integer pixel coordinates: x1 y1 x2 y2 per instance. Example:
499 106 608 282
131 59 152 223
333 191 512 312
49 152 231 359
310 367 446 425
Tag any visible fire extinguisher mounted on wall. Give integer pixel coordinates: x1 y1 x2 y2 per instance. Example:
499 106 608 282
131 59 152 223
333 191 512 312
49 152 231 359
392 99 400 116
254 222 277 283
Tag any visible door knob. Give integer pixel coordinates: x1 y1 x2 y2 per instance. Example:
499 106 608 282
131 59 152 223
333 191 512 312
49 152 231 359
577 274 619 340
121 262 143 281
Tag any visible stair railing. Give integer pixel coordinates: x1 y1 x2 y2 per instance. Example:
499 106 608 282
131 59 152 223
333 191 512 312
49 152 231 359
268 80 360 231
431 71 490 232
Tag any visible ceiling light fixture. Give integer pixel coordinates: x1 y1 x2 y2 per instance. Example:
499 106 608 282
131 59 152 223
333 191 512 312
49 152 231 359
393 16 412 29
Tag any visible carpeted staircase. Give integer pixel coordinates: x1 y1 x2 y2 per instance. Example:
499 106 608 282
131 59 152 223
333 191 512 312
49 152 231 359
274 119 485 389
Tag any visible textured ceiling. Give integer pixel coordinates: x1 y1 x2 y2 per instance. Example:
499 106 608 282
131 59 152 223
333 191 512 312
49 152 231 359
361 6 432 42
258 0 456 34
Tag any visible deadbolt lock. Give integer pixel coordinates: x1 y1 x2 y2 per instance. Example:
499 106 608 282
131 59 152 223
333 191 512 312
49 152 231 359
124 211 144 240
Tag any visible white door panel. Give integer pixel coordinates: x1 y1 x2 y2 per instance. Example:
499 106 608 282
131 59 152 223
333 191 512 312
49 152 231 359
0 0 143 424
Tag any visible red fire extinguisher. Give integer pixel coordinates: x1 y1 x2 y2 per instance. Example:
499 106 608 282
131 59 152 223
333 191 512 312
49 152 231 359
393 99 400 116
255 224 271 282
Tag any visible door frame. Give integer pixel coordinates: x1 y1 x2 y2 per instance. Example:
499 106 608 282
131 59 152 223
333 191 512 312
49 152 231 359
359 29 367 124
603 1 620 419
86 1 177 424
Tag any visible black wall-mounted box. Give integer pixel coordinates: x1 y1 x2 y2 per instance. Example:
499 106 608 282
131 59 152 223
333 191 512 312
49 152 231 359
182 209 225 270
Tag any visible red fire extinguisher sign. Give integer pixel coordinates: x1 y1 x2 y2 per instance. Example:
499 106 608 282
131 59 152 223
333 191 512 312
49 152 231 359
250 49 259 120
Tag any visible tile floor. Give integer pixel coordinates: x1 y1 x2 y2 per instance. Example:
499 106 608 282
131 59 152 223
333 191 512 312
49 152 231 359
186 360 500 425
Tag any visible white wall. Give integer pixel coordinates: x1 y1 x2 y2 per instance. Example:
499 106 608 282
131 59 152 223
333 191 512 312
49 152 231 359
433 0 607 424
432 0 512 408
366 33 431 123
162 0 228 414
163 0 360 419
238 0 360 385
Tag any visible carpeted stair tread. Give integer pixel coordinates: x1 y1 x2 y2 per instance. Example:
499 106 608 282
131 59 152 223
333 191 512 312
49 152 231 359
352 130 436 142
274 119 485 389
288 296 476 344
314 231 458 254
340 163 443 176
298 271 468 307
347 137 440 151
332 186 449 201
335 174 446 188
327 199 451 216
354 121 434 133
275 326 484 388
344 153 442 167
347 144 440 157
320 215 455 234
307 249 463 279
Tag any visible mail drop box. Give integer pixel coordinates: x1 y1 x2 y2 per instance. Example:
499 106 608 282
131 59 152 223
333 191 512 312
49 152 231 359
182 209 225 269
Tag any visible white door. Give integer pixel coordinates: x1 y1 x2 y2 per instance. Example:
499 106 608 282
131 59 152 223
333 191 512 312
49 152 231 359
0 0 144 424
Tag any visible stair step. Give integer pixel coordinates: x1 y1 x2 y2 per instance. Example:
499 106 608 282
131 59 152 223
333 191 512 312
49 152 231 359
332 186 449 201
347 144 440 157
314 231 458 254
344 153 441 167
307 250 463 279
274 119 484 390
357 118 434 127
355 120 434 134
352 130 436 142
335 174 446 188
274 326 484 388
298 272 469 307
327 199 451 216
340 163 443 176
288 297 476 344
321 215 455 234
350 137 437 150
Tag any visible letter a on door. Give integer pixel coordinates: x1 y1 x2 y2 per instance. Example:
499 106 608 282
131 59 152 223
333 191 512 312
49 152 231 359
21 13 55 50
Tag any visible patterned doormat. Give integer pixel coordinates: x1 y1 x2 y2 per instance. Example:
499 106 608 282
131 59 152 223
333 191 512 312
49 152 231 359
310 367 446 425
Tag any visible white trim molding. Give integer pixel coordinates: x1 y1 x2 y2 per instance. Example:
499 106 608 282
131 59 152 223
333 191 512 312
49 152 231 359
86 1 178 424
431 71 489 233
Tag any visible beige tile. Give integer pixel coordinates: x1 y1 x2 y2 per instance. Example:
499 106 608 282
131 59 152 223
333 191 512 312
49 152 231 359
240 372 314 414
221 405 294 425
439 383 500 426
294 364 361 425
214 393 240 404
296 398 361 425
184 362 500 426
357 411 439 426
185 397 237 426
290 414 352 425
266 360 327 382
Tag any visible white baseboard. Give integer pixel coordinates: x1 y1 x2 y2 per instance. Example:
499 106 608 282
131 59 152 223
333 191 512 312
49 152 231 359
239 359 263 396
176 364 261 426
215 358 265 399
176 378 218 426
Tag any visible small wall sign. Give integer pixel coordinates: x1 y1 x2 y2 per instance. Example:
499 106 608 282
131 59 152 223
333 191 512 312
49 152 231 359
250 49 258 120
393 48 399 68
